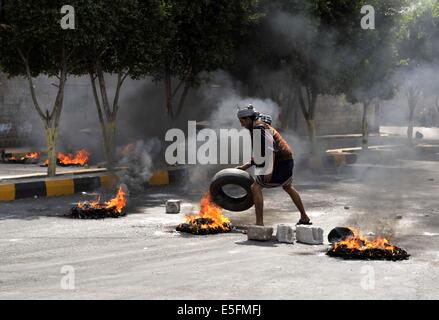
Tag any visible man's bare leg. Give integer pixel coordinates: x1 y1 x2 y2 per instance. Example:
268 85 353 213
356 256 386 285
282 184 310 223
251 182 264 226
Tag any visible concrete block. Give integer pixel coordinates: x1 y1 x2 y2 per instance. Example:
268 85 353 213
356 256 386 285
276 224 295 244
296 225 324 245
166 199 181 214
247 225 273 241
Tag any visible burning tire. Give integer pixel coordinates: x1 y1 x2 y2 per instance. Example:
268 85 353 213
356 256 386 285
68 187 127 219
328 227 354 243
326 227 410 261
209 168 254 212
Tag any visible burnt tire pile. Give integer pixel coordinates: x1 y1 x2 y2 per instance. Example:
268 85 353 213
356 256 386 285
209 168 254 212
326 227 410 261
57 160 87 167
326 245 410 261
5 158 39 164
176 218 232 235
41 161 87 167
68 204 125 219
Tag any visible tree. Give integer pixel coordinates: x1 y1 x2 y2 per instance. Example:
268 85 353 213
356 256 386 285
231 0 409 152
146 0 260 120
341 0 406 149
0 0 79 176
0 0 7 31
74 0 160 170
397 0 439 142
231 0 389 154
0 72 6 97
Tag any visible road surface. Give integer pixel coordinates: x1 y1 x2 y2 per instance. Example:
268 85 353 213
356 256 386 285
1 159 439 299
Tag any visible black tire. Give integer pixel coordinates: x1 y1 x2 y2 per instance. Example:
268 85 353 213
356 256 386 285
209 168 255 212
328 227 354 243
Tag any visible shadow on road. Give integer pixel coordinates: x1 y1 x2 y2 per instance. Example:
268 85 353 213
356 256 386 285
235 240 279 247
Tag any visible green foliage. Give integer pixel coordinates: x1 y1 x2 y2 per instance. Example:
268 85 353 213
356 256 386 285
0 0 167 79
230 0 408 104
339 0 408 104
145 0 260 86
397 0 439 67
0 0 79 77
72 0 160 78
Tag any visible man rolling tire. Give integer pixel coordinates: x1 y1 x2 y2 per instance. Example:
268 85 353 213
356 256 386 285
236 104 312 226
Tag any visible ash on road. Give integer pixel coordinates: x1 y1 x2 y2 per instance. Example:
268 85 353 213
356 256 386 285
1 159 439 299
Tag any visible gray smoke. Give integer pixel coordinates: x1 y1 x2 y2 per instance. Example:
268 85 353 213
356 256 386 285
117 138 162 194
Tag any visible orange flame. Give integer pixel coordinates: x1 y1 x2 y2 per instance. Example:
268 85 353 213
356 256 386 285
7 152 40 162
77 187 126 214
44 149 90 166
24 152 40 159
104 187 127 213
184 193 230 230
334 227 396 252
58 149 90 165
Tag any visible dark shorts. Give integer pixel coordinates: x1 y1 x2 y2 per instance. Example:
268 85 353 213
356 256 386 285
256 158 294 188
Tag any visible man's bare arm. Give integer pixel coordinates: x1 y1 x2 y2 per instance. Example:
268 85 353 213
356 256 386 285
236 162 253 171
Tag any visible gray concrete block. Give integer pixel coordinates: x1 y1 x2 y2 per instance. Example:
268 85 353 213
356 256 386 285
276 224 295 244
296 225 324 245
166 200 181 214
247 225 273 241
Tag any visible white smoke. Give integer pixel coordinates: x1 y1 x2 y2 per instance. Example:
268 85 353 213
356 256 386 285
117 138 162 194
202 71 280 129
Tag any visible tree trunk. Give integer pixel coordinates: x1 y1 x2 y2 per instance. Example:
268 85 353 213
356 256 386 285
90 69 126 172
435 96 439 127
45 125 58 177
374 101 380 133
407 105 415 144
362 101 369 150
297 85 319 154
435 96 439 115
293 99 299 131
164 67 173 118
282 91 291 130
104 119 116 170
175 82 190 118
305 118 317 154
406 87 420 144
19 47 66 177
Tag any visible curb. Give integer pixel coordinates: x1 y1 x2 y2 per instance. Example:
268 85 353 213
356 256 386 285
0 173 118 201
0 167 189 201
147 167 187 186
325 152 357 168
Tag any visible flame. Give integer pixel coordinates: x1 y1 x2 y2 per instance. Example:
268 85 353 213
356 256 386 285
76 187 126 214
183 193 230 230
58 149 90 165
334 227 396 252
103 187 127 213
77 195 101 209
25 152 40 159
7 152 40 162
44 149 90 166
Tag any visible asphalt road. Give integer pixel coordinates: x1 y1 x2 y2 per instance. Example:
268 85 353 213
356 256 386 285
1 159 439 299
